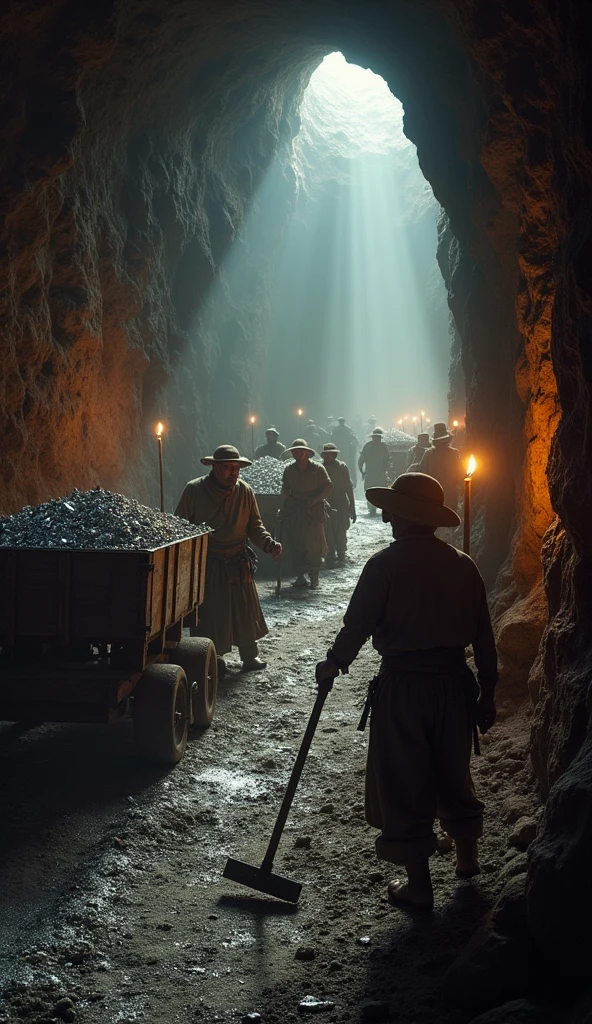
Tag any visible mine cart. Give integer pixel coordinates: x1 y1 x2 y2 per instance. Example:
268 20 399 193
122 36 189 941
0 530 217 764
386 443 412 478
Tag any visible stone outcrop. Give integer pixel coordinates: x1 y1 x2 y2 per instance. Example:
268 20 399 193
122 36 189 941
1 0 592 984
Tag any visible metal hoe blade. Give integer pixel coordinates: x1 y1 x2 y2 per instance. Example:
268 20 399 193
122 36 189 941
223 857 302 904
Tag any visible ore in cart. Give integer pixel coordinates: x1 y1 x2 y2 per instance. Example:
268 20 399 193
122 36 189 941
0 529 217 763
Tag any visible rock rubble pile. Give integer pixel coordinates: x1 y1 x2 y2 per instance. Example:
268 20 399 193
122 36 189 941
0 489 208 550
241 457 285 494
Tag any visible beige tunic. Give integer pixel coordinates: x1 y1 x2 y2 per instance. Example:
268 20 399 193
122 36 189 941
175 474 273 655
280 460 332 572
324 460 355 555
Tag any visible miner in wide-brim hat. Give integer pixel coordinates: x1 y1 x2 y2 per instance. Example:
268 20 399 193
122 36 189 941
280 438 333 589
320 443 356 565
331 417 360 489
175 443 281 674
418 422 462 514
406 431 432 469
282 437 316 457
254 427 286 461
315 472 498 911
358 426 391 514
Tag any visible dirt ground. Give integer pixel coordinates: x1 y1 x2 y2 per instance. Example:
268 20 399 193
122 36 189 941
0 505 539 1024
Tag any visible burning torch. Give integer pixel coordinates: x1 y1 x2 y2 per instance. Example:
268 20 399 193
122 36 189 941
463 454 477 555
155 421 165 513
249 415 256 457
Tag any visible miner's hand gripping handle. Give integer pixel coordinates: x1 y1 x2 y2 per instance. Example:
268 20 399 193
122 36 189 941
261 681 331 873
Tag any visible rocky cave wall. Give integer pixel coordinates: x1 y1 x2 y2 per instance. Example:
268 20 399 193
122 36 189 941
2 0 592 977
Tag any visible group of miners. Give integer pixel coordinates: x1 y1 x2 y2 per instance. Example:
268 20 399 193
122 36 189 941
174 417 497 914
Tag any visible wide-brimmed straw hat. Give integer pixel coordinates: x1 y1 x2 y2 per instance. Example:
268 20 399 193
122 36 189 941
366 472 460 528
370 427 384 437
283 437 316 457
201 444 252 466
431 422 452 444
321 443 340 457
264 426 279 437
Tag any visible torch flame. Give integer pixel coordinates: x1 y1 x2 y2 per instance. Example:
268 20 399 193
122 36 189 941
466 454 477 478
155 421 164 438
249 415 256 424
297 408 303 416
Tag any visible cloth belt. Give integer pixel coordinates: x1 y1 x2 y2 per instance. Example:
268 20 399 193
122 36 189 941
357 646 480 755
208 542 258 584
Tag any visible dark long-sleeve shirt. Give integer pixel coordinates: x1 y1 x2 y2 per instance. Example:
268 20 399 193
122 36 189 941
330 535 498 686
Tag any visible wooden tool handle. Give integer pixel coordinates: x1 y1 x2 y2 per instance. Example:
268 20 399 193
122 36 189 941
262 684 330 871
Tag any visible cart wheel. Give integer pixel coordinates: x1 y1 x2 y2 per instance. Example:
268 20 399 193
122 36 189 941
133 664 189 763
173 637 218 727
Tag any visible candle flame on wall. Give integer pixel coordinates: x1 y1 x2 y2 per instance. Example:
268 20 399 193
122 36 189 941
155 421 164 438
466 454 477 478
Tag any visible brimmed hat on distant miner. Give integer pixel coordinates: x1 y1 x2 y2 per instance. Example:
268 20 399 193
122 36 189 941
366 472 460 528
321 443 340 458
264 426 279 437
431 422 453 444
283 438 316 457
200 444 252 467
370 427 384 437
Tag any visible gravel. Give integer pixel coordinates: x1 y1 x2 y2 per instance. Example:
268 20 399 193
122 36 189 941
0 488 209 550
380 428 416 448
241 456 285 494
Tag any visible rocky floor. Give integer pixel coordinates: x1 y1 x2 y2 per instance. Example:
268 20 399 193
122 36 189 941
0 507 543 1024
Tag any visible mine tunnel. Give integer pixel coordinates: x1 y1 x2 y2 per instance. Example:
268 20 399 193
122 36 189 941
1 1 592 1022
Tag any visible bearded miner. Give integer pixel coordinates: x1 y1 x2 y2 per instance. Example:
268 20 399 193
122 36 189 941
315 472 497 910
320 443 356 564
280 438 333 589
175 444 281 673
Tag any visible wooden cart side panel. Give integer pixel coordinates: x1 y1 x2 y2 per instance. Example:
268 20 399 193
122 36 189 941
174 538 195 620
197 533 208 607
148 547 166 639
14 551 62 637
0 551 18 645
164 543 175 626
69 552 149 639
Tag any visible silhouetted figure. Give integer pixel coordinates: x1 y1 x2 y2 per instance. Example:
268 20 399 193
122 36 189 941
315 472 497 910
406 431 432 468
331 416 360 488
280 439 333 589
303 419 323 452
418 423 462 514
254 426 286 460
358 428 391 514
320 443 356 564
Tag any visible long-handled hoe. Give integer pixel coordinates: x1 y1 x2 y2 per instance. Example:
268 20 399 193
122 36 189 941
223 681 331 903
